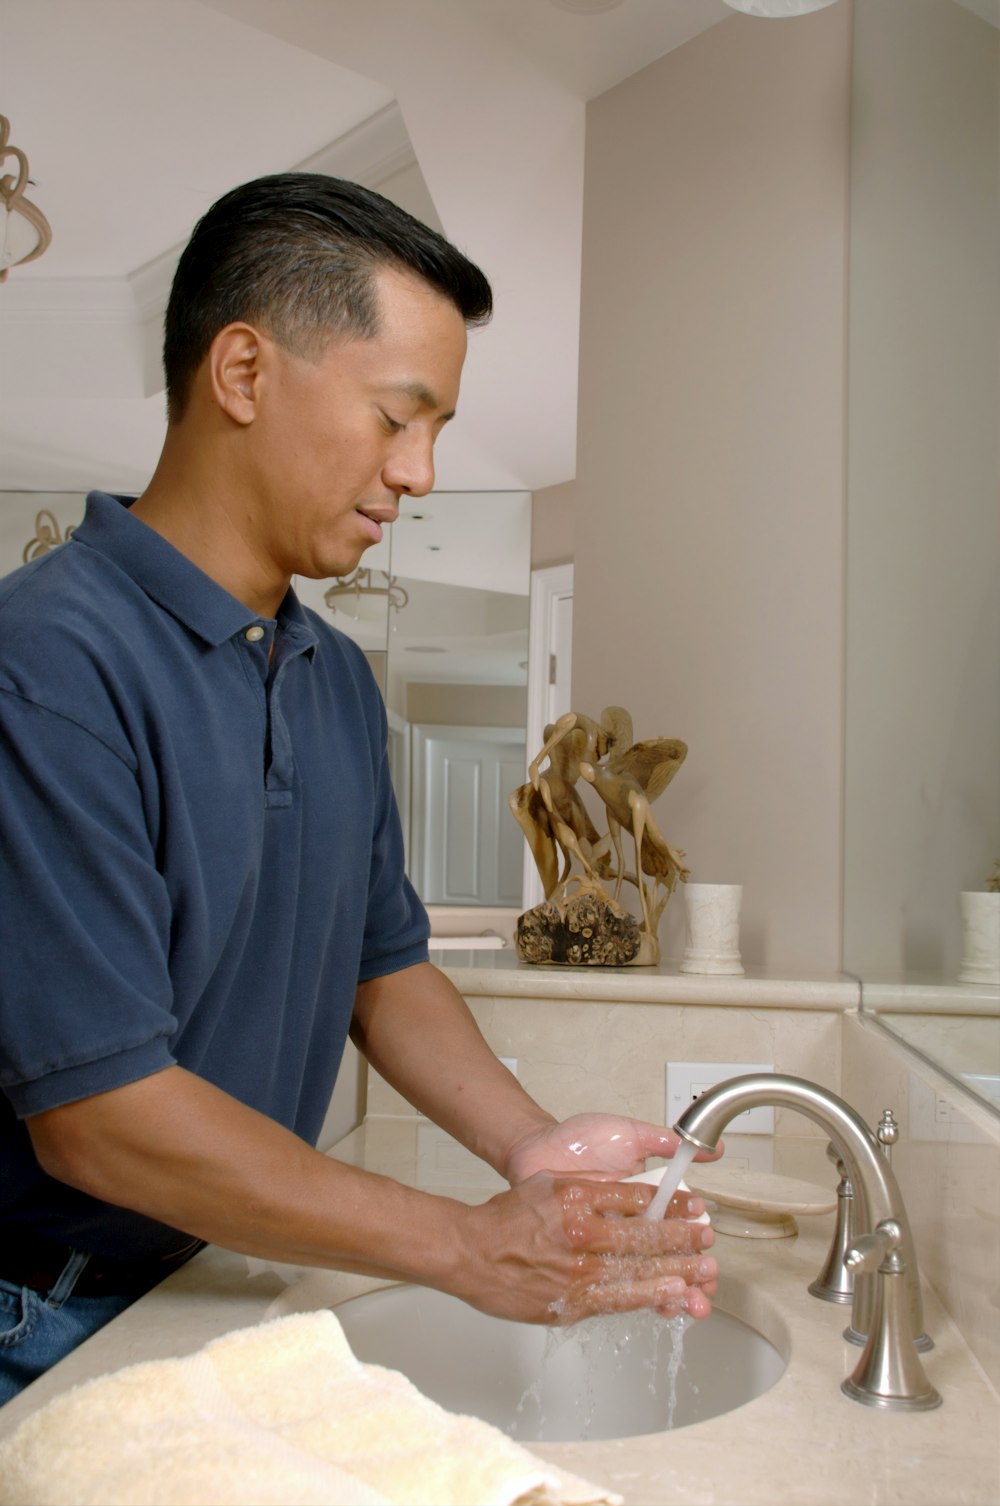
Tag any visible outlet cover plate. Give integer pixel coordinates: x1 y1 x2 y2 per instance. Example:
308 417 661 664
907 1073 985 1145
666 1062 775 1135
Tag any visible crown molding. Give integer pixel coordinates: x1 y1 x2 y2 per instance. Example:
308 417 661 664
5 103 416 332
131 102 414 324
296 101 415 188
0 276 136 324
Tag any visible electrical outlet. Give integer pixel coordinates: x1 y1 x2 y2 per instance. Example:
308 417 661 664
709 1134 775 1173
666 1062 775 1134
908 1074 985 1145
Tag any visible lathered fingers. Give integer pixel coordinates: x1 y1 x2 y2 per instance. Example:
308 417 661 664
553 1254 719 1323
553 1249 719 1323
562 1199 715 1257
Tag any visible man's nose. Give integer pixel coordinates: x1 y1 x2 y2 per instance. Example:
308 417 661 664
384 431 435 498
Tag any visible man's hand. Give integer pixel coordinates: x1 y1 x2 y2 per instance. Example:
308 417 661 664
452 1172 718 1325
498 1113 722 1321
504 1111 722 1184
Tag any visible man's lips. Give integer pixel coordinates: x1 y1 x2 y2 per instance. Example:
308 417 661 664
356 505 398 545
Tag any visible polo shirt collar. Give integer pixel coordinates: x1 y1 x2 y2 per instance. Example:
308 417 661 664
73 492 317 656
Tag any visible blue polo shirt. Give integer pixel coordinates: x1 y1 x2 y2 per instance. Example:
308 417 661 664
0 491 429 1259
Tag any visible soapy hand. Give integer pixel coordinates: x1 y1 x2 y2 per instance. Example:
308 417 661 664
454 1171 718 1327
504 1111 722 1185
501 1113 721 1321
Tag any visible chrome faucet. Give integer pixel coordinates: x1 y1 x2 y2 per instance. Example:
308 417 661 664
674 1073 941 1411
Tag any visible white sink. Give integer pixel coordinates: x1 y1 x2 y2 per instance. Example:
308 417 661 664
332 1281 786 1443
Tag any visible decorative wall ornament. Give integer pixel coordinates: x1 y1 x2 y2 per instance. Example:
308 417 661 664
510 706 689 966
0 115 53 283
22 510 75 562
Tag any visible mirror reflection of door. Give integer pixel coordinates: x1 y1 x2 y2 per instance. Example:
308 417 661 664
410 725 525 905
296 490 533 919
387 492 531 912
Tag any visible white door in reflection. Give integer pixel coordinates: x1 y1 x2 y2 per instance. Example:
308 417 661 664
412 725 526 905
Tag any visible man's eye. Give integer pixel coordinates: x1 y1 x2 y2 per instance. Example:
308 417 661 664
381 413 405 433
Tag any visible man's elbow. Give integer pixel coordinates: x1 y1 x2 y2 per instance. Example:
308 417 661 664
26 1101 124 1200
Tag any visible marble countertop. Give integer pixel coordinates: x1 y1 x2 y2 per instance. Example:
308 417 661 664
861 974 1000 1016
1 1120 996 1505
430 949 861 1009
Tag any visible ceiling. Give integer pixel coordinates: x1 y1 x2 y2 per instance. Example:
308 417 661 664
1 0 733 496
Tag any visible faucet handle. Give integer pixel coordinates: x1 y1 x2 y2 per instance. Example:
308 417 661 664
842 1219 941 1411
846 1218 902 1275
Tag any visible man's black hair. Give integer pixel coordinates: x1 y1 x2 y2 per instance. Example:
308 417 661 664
163 172 493 422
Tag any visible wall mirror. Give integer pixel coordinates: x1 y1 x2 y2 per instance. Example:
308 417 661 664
294 490 532 928
843 0 999 1111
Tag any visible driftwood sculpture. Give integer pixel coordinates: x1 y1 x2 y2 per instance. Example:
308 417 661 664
510 707 690 966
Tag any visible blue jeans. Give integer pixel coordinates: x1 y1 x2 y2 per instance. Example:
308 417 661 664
0 1254 138 1408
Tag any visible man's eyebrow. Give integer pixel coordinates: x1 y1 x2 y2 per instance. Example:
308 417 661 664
386 380 456 421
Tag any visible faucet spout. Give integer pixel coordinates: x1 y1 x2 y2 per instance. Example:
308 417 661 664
674 1073 940 1412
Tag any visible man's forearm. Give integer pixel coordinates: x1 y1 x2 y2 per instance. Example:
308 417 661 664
351 962 555 1175
26 1042 719 1326
27 1064 472 1290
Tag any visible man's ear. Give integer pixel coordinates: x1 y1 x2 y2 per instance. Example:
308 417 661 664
207 323 265 425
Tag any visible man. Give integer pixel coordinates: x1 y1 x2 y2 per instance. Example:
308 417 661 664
0 174 716 1405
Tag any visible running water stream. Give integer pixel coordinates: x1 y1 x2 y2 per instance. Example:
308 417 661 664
515 1144 705 1438
510 1309 695 1440
641 1138 699 1222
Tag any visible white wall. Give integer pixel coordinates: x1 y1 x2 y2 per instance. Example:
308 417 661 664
572 6 852 971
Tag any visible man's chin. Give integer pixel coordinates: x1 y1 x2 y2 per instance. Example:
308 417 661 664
300 548 369 583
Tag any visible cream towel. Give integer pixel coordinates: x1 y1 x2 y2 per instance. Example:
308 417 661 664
0 1310 622 1506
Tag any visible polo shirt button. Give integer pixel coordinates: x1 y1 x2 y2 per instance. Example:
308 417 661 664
244 625 265 643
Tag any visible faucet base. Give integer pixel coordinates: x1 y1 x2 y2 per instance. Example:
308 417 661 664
845 1323 934 1352
808 1279 852 1305
841 1376 942 1411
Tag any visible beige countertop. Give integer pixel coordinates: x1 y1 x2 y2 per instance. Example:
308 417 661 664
1 1118 997 1504
430 950 862 1009
861 975 1000 1017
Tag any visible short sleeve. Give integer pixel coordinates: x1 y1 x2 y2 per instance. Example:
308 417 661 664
356 690 430 983
0 688 177 1117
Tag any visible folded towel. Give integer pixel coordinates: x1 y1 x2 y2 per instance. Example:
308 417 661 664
0 1310 622 1506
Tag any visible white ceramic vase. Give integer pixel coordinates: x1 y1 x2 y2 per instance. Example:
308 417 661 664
957 891 1000 985
679 883 745 976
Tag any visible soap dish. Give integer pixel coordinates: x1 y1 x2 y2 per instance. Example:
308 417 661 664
683 1167 836 1239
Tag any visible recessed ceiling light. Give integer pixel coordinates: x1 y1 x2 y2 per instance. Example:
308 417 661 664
547 0 626 14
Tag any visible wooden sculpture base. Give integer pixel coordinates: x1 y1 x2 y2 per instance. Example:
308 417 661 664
515 885 660 967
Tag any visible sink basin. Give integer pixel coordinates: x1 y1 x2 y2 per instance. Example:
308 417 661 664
332 1282 786 1443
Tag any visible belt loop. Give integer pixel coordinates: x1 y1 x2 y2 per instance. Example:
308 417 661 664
46 1250 92 1308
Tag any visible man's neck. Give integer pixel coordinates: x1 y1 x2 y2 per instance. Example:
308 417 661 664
131 439 289 620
